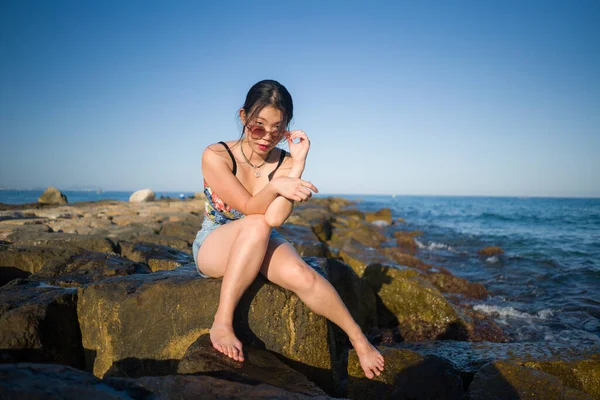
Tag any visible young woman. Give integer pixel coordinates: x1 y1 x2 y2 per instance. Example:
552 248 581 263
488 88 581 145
192 80 384 379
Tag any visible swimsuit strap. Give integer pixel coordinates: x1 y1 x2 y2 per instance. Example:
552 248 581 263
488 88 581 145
276 149 286 169
218 141 237 176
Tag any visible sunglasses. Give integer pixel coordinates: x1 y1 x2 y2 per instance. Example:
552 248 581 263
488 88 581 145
246 124 286 140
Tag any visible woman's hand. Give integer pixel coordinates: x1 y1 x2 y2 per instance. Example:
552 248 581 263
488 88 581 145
286 130 310 162
271 176 318 202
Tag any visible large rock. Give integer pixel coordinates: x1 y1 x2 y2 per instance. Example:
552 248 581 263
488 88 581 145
110 374 335 399
6 230 119 254
364 208 393 225
0 363 150 400
363 263 465 341
119 241 193 272
334 238 396 277
0 280 84 368
277 224 329 257
346 346 465 400
177 334 327 397
468 360 593 399
29 251 151 286
129 189 155 203
37 186 68 205
77 265 337 392
520 354 600 399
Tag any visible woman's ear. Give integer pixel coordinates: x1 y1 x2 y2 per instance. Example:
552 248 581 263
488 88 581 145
239 108 246 125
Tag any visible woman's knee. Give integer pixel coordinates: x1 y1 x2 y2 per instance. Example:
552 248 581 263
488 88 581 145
240 215 271 238
282 261 317 293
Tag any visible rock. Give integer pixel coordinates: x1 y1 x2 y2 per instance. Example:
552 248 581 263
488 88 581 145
364 208 393 225
37 186 68 205
127 234 192 254
393 231 422 255
333 238 396 277
277 224 328 257
286 205 333 242
110 374 336 399
159 219 203 240
129 189 155 203
0 280 84 368
177 334 327 397
6 230 119 254
30 251 151 286
426 267 488 300
330 224 388 249
520 354 600 399
119 241 193 272
346 346 465 400
0 363 151 400
77 265 337 392
468 360 593 399
362 263 465 341
325 258 377 333
0 245 80 286
478 246 504 257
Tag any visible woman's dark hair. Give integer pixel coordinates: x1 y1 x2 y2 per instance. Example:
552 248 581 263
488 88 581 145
241 80 293 138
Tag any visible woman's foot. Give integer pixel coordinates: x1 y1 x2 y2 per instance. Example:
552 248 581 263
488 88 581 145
350 334 385 379
209 322 244 362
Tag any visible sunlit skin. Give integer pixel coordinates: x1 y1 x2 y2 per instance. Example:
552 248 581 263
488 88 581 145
197 105 384 379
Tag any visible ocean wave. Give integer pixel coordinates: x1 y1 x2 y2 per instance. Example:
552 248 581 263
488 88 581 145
485 256 500 264
415 239 456 253
473 304 554 321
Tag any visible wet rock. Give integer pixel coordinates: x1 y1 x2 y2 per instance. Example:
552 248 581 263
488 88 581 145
6 230 119 254
393 231 422 255
363 263 465 341
520 353 600 399
346 346 465 400
119 241 193 272
277 224 328 257
364 208 393 225
77 265 337 392
37 186 68 205
478 246 504 257
330 223 388 249
158 219 203 240
177 334 327 397
0 281 84 368
129 189 155 203
467 360 592 399
426 267 488 299
0 363 151 399
332 238 395 277
30 251 151 286
0 245 81 286
325 258 377 333
110 374 335 399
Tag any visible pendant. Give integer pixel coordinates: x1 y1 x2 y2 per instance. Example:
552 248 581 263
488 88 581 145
254 170 261 178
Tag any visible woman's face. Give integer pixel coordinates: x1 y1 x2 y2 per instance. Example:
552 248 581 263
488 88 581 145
242 105 285 154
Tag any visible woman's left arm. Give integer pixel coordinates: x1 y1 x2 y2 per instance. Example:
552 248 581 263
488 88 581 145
264 131 316 227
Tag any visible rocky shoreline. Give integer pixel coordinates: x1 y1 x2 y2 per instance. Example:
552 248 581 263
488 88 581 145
0 192 598 399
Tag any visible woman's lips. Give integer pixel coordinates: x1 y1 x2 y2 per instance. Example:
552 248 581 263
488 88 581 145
258 144 268 151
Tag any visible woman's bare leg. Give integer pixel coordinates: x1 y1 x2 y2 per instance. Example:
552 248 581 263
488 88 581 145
260 238 385 379
195 215 272 362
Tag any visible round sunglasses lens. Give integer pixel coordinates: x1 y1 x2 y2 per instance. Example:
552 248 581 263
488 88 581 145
250 126 266 137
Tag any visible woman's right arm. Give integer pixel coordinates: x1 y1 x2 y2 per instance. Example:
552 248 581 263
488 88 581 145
202 144 278 215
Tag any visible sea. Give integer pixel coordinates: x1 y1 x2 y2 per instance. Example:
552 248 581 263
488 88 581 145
2 190 599 352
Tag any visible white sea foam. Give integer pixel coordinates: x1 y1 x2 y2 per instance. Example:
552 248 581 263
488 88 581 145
486 256 500 264
473 304 553 321
415 239 455 252
370 220 390 227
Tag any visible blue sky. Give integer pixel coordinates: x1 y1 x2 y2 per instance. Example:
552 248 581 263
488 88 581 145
1 0 598 197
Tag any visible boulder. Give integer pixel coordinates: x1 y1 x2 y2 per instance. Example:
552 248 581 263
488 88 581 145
37 186 68 205
277 224 328 257
6 230 119 254
362 264 466 341
129 189 155 203
119 241 193 272
77 265 337 392
0 363 150 400
393 231 422 255
478 246 504 257
520 354 600 399
364 208 393 225
346 346 465 400
177 334 327 397
0 280 84 368
29 251 151 286
468 360 592 399
333 238 396 277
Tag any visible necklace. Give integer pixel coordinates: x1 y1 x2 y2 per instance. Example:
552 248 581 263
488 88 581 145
240 142 271 178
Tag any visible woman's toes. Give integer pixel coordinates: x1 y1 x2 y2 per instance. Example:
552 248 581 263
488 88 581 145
364 368 374 379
